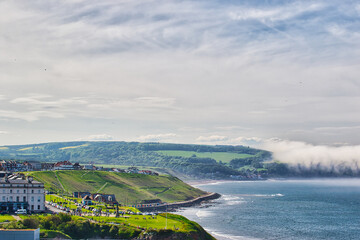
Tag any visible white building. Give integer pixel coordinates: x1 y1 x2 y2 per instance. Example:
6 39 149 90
0 175 45 212
54 161 74 170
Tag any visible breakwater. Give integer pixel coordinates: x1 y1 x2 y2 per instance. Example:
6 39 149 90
137 192 221 212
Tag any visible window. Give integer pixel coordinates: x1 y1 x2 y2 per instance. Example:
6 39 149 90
31 196 34 202
10 190 12 193
2 189 5 193
24 190 26 193
38 190 41 193
17 190 19 193
10 196 13 201
31 190 34 193
16 196 19 202
37 205 40 210
38 197 41 202
23 196 26 202
31 205 34 210
2 196 4 201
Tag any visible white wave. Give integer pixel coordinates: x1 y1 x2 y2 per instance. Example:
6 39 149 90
239 193 284 197
226 200 246 205
221 195 247 205
222 195 244 201
196 209 214 218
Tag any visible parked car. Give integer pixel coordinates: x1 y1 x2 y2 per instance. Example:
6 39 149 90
15 209 27 215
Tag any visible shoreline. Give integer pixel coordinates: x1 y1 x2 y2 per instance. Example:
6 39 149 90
185 179 235 186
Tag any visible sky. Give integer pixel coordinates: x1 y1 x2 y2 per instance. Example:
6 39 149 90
1 0 360 160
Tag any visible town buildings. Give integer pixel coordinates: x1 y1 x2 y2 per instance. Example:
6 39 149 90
0 173 45 212
74 192 118 205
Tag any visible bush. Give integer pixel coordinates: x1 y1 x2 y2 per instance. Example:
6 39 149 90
22 218 40 229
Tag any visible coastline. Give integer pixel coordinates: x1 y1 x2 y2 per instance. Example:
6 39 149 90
185 179 235 186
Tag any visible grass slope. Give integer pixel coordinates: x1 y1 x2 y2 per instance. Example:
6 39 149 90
156 150 254 163
27 171 206 204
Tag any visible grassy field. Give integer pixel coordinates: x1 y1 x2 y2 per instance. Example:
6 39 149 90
0 215 15 222
59 144 89 150
27 170 206 205
156 150 253 163
85 214 183 230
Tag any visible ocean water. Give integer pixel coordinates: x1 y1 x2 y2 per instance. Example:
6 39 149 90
178 179 360 240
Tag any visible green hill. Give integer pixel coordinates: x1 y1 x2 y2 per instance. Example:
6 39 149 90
27 170 207 204
0 141 271 179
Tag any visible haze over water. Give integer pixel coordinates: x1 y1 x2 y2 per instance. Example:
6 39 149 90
179 179 360 240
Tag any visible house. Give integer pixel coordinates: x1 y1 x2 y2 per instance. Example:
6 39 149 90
27 161 42 171
82 195 92 205
0 175 45 212
83 164 94 170
73 192 91 198
126 167 139 174
139 170 159 176
73 163 82 170
54 161 74 170
41 163 54 171
22 161 41 171
91 193 117 204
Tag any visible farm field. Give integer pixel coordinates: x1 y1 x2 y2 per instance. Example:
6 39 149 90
156 150 254 163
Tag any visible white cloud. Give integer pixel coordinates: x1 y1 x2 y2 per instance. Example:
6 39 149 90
86 134 114 141
0 131 8 134
137 133 177 142
0 109 65 122
229 3 323 22
196 135 228 142
231 137 263 146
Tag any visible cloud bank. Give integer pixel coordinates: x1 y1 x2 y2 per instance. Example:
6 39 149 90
263 139 360 172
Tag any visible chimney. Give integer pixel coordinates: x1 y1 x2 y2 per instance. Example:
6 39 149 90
27 176 33 183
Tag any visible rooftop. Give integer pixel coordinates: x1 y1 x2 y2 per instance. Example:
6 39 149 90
0 175 42 185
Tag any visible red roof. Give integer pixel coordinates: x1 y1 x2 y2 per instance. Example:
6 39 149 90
54 161 72 167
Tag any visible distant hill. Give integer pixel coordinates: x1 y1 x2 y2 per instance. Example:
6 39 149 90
0 141 272 179
27 170 207 205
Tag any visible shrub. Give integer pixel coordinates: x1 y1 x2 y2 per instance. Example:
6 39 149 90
22 218 40 229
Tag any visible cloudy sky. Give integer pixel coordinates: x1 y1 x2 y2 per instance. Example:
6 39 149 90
1 0 360 150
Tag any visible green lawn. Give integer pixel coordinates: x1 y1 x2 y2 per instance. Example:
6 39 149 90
86 214 184 230
43 194 191 231
156 150 254 163
0 215 15 222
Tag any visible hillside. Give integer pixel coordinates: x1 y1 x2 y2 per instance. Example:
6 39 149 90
26 170 207 205
0 141 271 179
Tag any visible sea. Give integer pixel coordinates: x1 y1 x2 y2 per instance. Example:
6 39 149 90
178 179 360 240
